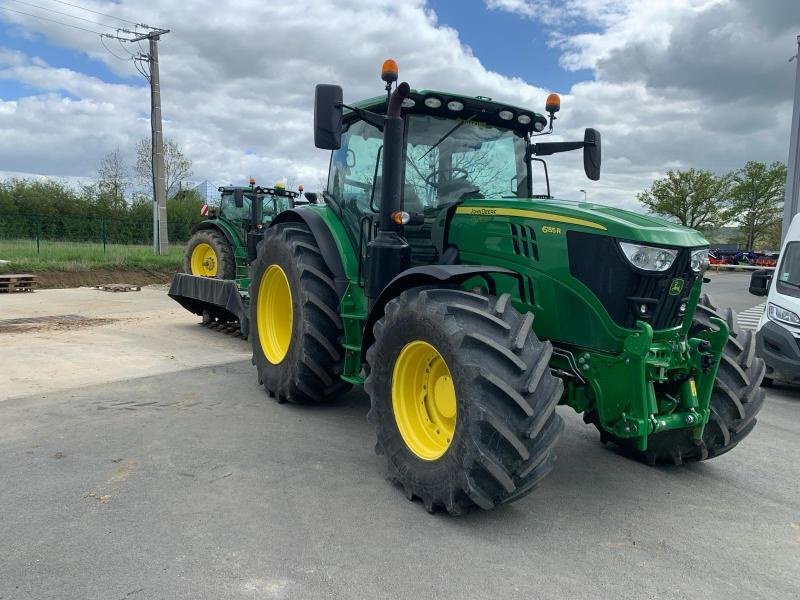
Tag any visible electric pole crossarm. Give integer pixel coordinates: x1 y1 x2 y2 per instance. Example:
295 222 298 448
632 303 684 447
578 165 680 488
126 28 170 42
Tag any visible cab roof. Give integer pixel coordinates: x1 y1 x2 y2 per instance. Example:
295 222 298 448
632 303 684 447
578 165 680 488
347 88 548 135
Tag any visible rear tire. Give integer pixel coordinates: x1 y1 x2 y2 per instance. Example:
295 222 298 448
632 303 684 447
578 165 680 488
184 229 236 279
593 294 766 464
365 288 564 513
250 222 349 403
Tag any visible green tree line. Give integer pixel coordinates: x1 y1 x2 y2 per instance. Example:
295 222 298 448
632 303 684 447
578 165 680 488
638 161 787 250
0 138 202 244
0 178 204 244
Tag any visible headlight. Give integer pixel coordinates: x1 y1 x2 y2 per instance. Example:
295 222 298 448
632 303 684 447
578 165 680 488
768 303 800 326
619 242 678 272
690 249 709 272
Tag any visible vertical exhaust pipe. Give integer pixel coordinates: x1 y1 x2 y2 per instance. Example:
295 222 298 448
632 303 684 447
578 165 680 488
365 82 412 304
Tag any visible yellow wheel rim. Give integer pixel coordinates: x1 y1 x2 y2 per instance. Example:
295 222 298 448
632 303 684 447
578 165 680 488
190 243 218 277
257 264 293 364
391 340 457 461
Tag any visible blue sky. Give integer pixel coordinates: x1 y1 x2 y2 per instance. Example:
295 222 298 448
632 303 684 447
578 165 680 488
0 19 142 100
428 0 593 93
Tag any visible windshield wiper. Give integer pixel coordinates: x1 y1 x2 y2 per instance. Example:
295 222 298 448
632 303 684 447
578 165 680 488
418 112 480 160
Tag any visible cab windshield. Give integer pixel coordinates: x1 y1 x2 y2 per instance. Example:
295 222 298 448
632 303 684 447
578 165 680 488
404 115 529 210
220 192 292 223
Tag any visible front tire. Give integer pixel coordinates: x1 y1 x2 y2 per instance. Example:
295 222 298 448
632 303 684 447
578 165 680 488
250 222 349 403
365 288 564 514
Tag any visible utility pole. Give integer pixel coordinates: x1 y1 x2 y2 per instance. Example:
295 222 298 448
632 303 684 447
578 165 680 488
782 34 800 243
131 28 170 254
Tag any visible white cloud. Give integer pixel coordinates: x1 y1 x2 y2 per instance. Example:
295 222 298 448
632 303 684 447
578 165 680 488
0 0 797 209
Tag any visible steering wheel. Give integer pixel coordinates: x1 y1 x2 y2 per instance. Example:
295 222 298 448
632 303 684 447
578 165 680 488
424 167 469 188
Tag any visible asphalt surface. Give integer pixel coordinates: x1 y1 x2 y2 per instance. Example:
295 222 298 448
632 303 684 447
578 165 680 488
1 272 798 600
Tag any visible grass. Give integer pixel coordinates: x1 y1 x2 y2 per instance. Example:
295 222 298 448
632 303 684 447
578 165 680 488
0 239 185 272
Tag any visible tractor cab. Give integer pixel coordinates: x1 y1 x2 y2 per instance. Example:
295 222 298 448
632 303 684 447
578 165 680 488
321 81 600 276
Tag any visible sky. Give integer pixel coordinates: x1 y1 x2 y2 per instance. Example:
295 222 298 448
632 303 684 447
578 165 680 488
0 0 798 210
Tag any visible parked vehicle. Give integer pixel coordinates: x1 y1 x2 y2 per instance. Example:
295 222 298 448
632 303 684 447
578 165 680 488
184 181 300 284
750 215 800 385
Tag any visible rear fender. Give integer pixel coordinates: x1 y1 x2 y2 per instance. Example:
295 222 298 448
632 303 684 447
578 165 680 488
191 220 240 249
270 209 349 297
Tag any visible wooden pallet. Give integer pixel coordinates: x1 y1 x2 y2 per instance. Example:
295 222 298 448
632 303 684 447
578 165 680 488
93 283 141 293
0 273 37 293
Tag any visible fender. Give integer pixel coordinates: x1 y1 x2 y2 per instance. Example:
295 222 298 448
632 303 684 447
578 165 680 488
270 209 349 297
361 264 518 360
191 220 239 250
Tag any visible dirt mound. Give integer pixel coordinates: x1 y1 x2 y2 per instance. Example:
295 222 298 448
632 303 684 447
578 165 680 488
30 268 176 289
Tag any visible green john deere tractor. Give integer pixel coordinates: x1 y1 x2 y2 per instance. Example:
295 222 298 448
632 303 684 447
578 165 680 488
170 61 765 514
184 182 301 286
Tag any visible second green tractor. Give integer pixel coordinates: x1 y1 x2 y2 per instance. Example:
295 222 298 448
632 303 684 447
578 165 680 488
184 182 300 287
193 61 766 513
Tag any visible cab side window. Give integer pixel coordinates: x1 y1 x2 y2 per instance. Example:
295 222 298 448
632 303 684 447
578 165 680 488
328 119 383 239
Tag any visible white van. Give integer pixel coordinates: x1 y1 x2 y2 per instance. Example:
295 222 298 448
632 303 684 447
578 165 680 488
750 213 800 384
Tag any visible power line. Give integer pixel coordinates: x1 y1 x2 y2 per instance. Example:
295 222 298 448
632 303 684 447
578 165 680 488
99 33 131 61
7 0 120 30
0 3 104 34
116 37 135 57
44 0 149 28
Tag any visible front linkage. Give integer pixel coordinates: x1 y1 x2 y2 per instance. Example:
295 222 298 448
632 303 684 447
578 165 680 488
570 317 728 453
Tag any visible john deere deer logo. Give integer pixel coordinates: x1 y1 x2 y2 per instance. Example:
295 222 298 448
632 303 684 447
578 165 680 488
668 278 684 296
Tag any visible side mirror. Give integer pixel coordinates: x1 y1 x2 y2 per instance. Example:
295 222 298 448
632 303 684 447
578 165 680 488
304 192 318 203
749 269 772 297
314 84 343 150
584 128 601 181
233 189 244 208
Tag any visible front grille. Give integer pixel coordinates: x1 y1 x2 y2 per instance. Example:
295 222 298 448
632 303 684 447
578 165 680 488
567 231 699 330
509 223 539 260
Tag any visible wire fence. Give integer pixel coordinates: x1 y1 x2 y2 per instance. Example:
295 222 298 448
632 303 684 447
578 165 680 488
0 214 195 256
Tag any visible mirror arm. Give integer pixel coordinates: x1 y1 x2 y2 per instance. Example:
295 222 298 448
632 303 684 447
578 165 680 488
339 103 385 132
531 140 586 156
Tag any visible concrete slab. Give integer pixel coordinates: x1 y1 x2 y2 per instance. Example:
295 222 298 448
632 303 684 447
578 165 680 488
1 285 250 401
0 363 797 600
0 276 797 599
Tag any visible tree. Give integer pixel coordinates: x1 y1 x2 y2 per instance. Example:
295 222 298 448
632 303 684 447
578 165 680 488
637 168 732 231
728 161 786 251
96 148 129 209
134 137 193 198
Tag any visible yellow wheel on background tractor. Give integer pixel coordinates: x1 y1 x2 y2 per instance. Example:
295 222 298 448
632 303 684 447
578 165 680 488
190 242 218 277
183 229 236 279
256 265 293 364
392 340 456 460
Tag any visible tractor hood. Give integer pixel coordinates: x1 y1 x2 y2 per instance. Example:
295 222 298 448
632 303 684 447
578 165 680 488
457 197 708 248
